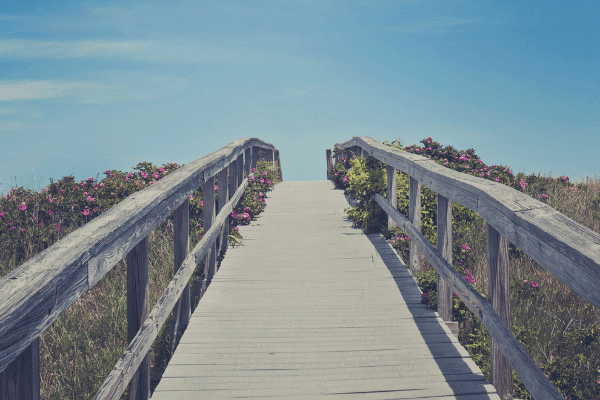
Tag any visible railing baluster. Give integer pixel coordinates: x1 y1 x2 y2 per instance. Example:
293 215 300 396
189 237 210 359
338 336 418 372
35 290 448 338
126 237 150 400
437 194 457 336
251 146 258 171
274 150 282 181
172 199 190 352
245 148 251 176
237 153 244 187
217 167 229 267
409 176 422 275
487 223 513 399
326 149 333 180
386 165 397 230
0 337 40 400
203 176 217 289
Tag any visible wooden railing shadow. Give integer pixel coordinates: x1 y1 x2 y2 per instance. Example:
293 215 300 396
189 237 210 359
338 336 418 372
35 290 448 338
329 136 600 400
0 139 282 400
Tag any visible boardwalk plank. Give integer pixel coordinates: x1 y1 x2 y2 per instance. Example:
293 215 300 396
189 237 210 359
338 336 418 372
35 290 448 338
151 181 499 399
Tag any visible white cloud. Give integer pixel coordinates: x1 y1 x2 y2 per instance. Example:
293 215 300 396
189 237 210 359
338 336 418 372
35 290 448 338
0 80 105 101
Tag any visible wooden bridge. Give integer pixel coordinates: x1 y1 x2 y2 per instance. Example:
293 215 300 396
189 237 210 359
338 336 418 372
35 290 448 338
2 137 600 399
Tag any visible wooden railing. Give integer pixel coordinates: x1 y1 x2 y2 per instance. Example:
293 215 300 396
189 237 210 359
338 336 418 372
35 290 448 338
0 138 282 400
328 136 600 400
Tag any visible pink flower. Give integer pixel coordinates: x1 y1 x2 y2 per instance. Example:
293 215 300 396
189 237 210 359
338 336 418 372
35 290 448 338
234 226 239 232
244 207 251 212
249 176 255 181
343 176 348 182
73 187 77 191
158 167 165 173
189 195 194 199
82 208 90 216
494 177 500 182
231 210 238 218
199 200 204 207
47 210 52 215
266 179 271 185
531 281 539 288
141 172 149 179
241 212 250 220
55 224 62 232
260 178 264 184
259 192 264 197
0 211 4 217
215 184 218 190
335 172 338 176
262 171 267 176
542 194 548 198
105 170 111 175
465 164 470 169
18 202 27 211
153 172 160 179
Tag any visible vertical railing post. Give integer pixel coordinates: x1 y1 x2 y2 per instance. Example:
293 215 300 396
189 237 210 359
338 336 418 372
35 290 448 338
245 147 252 176
217 166 229 267
326 149 333 180
487 223 513 399
126 237 150 400
171 198 190 352
237 153 244 187
409 176 422 275
333 146 339 166
386 165 397 230
274 149 282 182
437 195 458 336
0 338 40 400
251 146 258 172
203 176 216 289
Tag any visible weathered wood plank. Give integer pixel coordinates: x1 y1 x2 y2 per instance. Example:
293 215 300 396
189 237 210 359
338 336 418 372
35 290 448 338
0 138 275 373
172 199 190 351
217 167 229 263
326 149 333 180
335 136 600 312
0 338 39 400
126 237 150 400
274 149 282 181
203 176 216 286
386 165 397 230
409 176 422 275
374 193 564 399
487 223 512 399
437 194 453 323
93 174 253 400
245 148 251 176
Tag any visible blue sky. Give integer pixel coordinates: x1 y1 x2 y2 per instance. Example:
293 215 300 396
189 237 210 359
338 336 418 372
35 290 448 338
1 0 599 194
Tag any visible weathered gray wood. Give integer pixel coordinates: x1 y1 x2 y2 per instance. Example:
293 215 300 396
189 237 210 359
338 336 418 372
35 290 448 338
374 193 564 400
487 223 512 399
203 176 216 286
335 136 600 313
172 199 190 352
217 167 229 262
409 176 422 275
274 149 282 181
386 165 397 230
152 181 498 399
437 194 453 323
326 149 333 180
0 337 39 400
94 175 252 400
126 236 150 400
245 147 252 176
237 154 244 187
0 138 274 373
251 146 259 171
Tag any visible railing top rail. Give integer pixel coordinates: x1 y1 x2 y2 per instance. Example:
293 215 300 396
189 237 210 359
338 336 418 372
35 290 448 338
0 138 275 373
335 136 600 311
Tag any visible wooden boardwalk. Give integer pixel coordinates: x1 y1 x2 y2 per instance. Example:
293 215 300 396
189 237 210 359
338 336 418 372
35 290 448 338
151 181 500 399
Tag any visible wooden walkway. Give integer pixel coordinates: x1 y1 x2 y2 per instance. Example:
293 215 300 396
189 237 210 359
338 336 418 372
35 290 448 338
151 181 500 399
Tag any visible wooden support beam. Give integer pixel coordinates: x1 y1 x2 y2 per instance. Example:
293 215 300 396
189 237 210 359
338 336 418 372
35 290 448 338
126 237 150 400
409 176 422 275
251 146 259 172
217 167 229 265
203 176 216 287
386 165 397 230
237 154 244 187
274 150 282 182
326 149 333 180
171 199 190 353
0 337 40 400
245 147 252 175
437 195 454 327
487 223 513 399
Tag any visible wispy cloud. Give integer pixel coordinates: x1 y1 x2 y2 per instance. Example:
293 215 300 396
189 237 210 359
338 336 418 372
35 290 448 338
0 120 47 131
0 80 105 101
384 16 475 34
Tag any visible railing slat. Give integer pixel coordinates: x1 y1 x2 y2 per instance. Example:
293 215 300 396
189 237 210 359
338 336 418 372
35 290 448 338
245 147 251 176
386 166 397 230
437 194 455 333
202 176 216 289
274 149 282 181
326 149 333 180
487 223 513 399
0 337 39 400
409 176 422 275
171 198 190 352
374 193 564 399
94 173 253 400
126 237 150 400
217 167 229 266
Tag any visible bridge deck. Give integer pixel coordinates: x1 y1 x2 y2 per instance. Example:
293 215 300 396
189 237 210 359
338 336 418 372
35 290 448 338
151 181 500 399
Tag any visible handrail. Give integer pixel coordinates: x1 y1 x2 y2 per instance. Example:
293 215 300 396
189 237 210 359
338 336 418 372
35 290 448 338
0 138 280 399
330 136 600 399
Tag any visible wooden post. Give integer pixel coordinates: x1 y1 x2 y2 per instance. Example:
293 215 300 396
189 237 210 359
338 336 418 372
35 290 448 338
326 149 333 180
251 146 258 172
487 223 513 399
171 199 190 352
333 146 339 166
217 167 229 265
437 195 458 336
274 149 282 182
126 237 150 400
244 147 251 176
203 176 216 286
0 337 40 400
409 176 422 275
237 154 243 187
386 165 397 230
